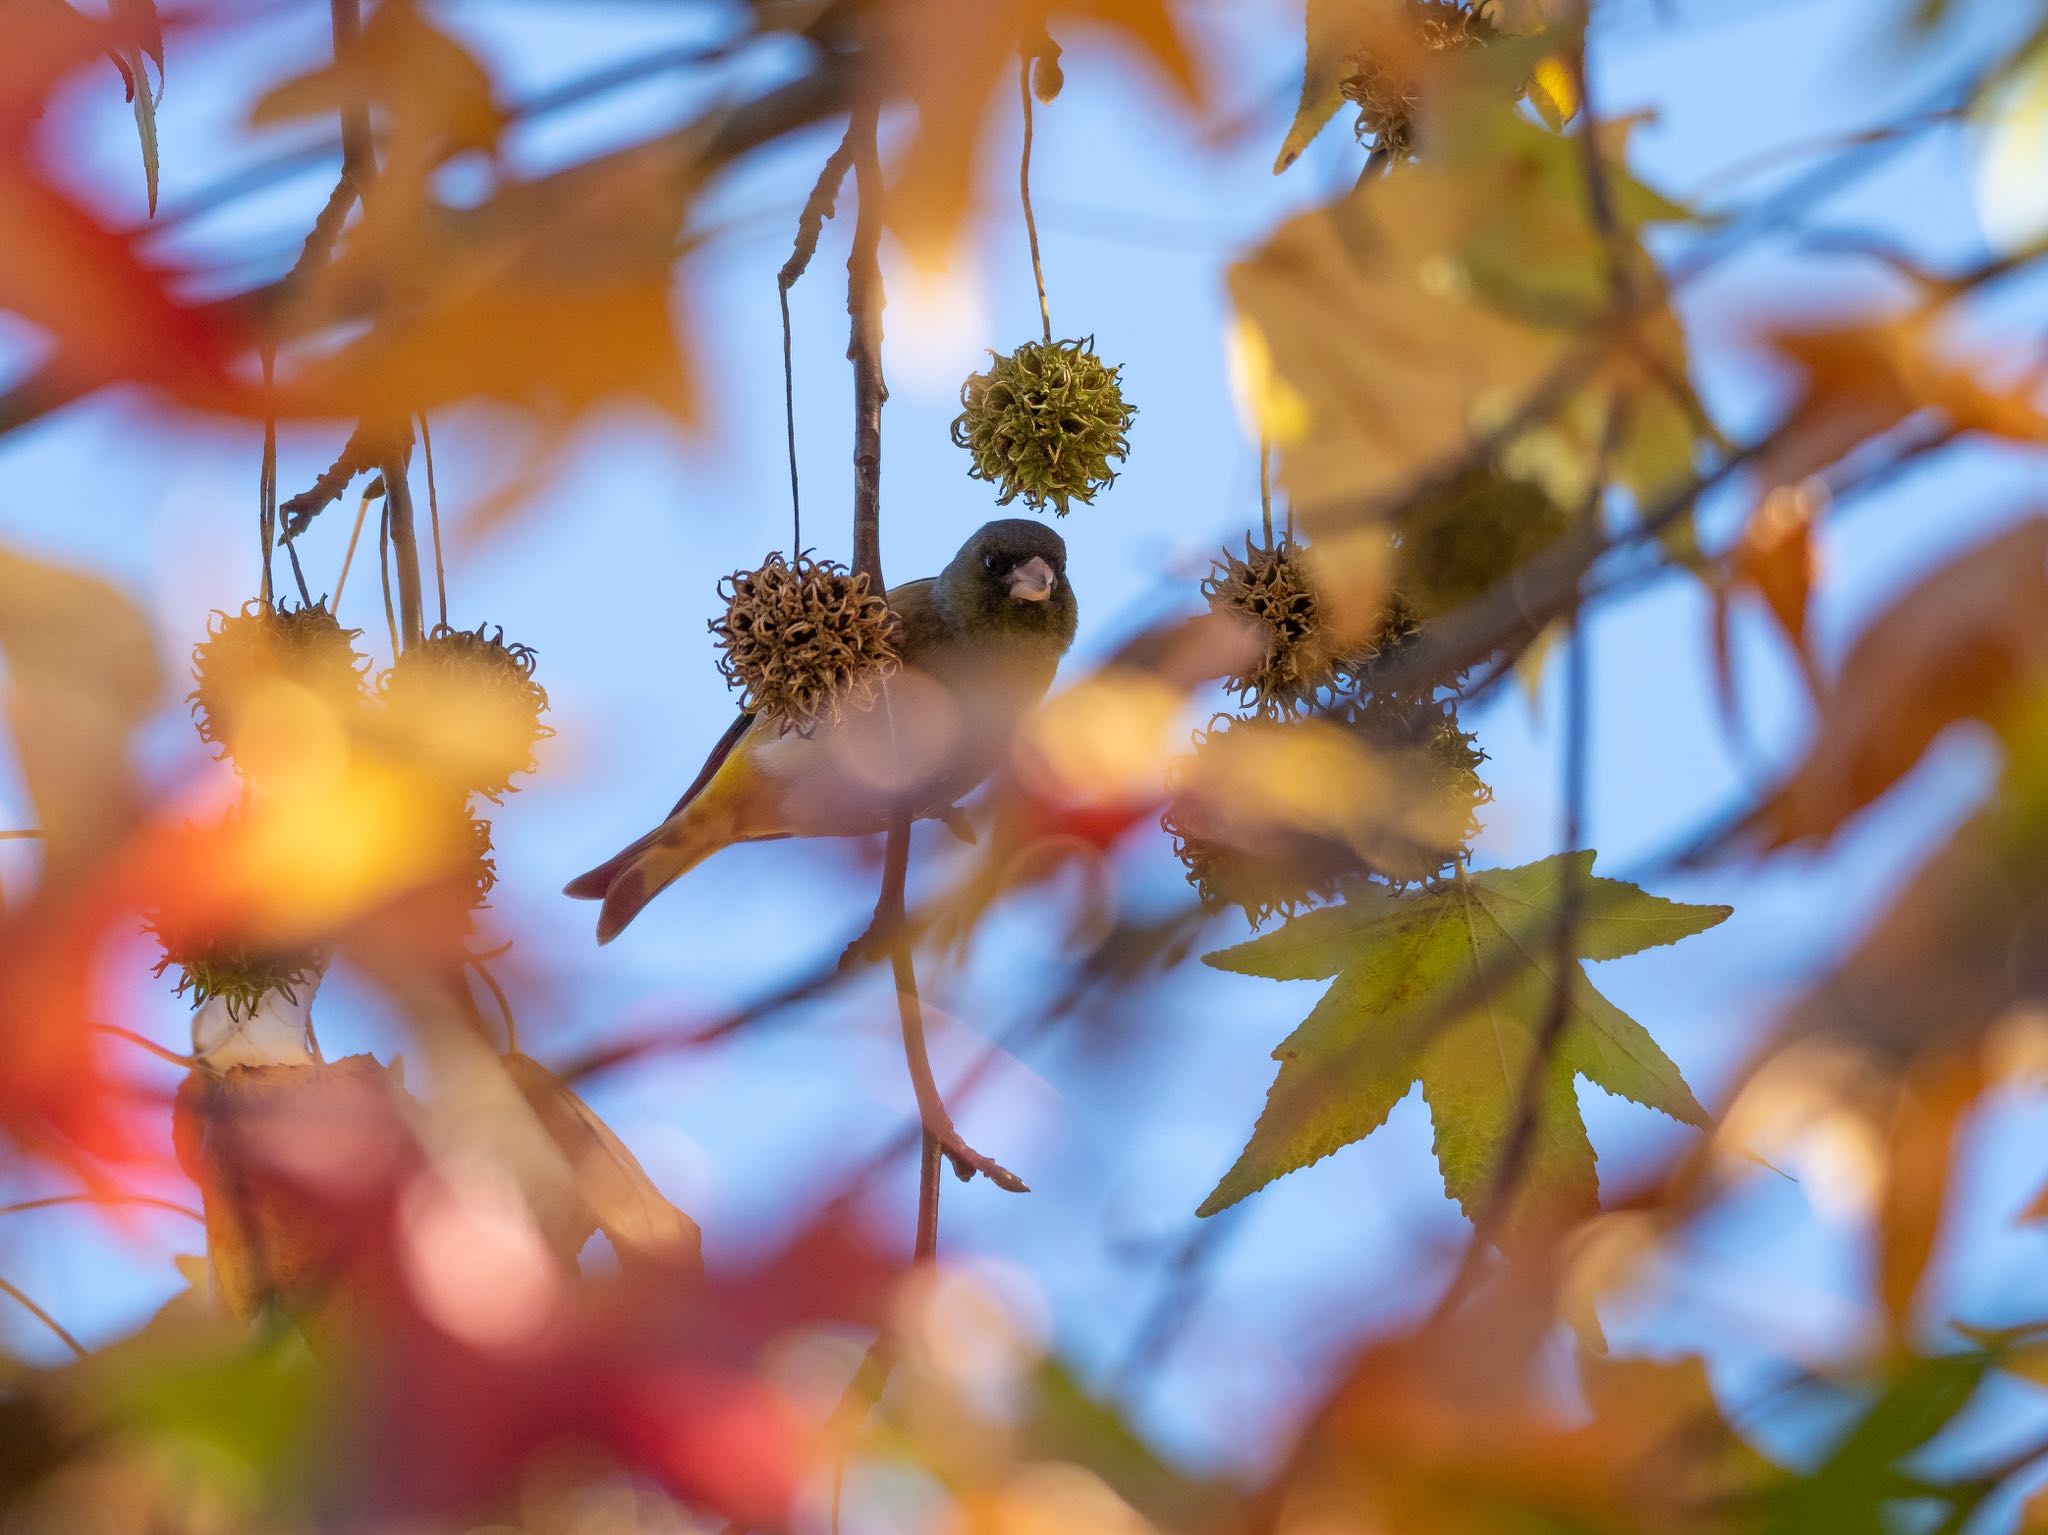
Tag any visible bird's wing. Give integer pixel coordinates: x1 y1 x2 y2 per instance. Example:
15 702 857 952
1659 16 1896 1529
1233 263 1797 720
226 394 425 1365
669 711 756 817
885 576 949 661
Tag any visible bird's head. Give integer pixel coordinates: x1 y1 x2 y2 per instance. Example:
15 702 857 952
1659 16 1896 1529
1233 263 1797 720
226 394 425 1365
935 518 1078 648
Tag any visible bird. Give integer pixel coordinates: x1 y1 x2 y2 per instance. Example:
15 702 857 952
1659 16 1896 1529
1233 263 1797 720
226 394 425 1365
566 519 1078 944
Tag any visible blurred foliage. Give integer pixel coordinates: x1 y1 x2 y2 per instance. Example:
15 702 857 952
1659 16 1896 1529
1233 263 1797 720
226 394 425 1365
2 0 2048 1532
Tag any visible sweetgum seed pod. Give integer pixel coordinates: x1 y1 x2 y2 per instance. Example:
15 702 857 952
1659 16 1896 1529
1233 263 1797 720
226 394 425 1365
951 337 1134 516
708 551 901 737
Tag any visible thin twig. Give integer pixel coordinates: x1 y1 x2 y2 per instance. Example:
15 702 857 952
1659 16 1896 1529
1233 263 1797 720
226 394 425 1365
91 1024 197 1068
466 952 519 1056
381 447 425 649
1018 58 1051 344
879 821 1029 1193
0 1275 85 1358
259 351 279 607
846 100 888 586
1259 438 1273 546
779 130 857 552
332 481 377 608
378 497 400 658
419 411 448 628
280 423 381 540
0 1194 201 1222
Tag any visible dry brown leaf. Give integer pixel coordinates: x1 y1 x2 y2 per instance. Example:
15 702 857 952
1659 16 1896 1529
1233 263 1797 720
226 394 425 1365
504 1053 703 1273
1759 309 2048 490
880 0 1201 258
1752 516 2048 848
179 1054 417 1342
1711 480 1825 726
0 547 160 872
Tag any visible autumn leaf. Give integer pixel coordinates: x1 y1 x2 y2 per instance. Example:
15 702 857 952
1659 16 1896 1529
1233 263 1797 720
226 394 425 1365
1200 852 1727 1243
1747 516 2048 848
878 0 1200 258
107 0 164 216
1236 101 1703 527
0 546 160 872
503 1053 703 1273
1757 304 2048 491
1711 479 1825 725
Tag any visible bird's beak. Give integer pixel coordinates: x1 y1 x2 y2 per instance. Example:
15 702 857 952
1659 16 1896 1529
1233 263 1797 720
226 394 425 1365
1008 555 1056 603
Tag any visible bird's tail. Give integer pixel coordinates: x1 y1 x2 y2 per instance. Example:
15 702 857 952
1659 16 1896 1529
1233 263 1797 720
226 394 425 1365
563 816 726 945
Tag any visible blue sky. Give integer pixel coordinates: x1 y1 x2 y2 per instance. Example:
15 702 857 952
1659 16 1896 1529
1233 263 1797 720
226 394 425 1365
3 0 2048 1517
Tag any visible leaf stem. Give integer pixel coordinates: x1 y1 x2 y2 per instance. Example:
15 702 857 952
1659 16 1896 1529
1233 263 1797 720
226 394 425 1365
1019 58 1051 344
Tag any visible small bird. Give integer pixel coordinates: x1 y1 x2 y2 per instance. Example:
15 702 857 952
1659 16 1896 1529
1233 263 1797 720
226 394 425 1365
566 519 1078 943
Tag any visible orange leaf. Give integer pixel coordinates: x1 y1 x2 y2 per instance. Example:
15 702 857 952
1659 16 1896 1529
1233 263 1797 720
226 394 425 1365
1753 517 2048 847
1760 308 2048 489
879 0 1202 259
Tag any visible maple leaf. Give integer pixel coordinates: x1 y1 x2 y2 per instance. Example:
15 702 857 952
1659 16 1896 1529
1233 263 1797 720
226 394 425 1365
1746 516 2048 848
1200 852 1728 1242
1235 99 1704 531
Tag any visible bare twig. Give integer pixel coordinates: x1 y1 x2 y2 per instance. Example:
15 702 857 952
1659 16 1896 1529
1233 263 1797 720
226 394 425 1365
1018 58 1051 344
419 411 448 628
846 100 888 587
780 131 856 550
0 1275 85 1358
91 1023 197 1068
0 1194 201 1222
331 480 378 608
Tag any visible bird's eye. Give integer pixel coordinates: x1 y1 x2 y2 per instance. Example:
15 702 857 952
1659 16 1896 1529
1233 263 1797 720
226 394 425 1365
983 553 1000 572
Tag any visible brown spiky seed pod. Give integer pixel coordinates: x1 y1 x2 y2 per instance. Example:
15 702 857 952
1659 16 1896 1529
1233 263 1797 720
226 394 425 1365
1203 536 1411 718
378 624 552 801
189 601 367 763
1343 0 1495 158
459 809 498 911
710 552 901 736
1396 464 1574 622
1336 691 1492 888
1160 717 1364 929
952 337 1134 516
147 914 325 1023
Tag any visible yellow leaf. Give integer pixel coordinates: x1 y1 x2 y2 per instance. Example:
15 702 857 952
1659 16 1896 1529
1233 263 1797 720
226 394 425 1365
1525 51 1579 130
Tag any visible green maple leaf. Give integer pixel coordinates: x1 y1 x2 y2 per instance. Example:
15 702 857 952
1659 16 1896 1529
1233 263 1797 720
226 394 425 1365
1198 851 1729 1241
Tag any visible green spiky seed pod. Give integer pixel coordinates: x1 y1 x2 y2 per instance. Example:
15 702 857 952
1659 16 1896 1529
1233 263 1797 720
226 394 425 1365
710 552 901 737
147 916 324 1023
378 624 552 802
951 337 1134 516
1396 465 1574 622
189 601 367 764
1343 0 1496 158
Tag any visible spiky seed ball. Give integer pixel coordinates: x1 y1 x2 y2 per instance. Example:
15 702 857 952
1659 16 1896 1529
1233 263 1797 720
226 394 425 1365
1396 465 1575 622
147 916 325 1023
1205 536 1409 719
378 623 552 801
951 337 1134 516
1343 0 1495 157
460 809 498 911
710 552 901 737
1160 718 1363 928
189 601 367 764
1338 691 1492 887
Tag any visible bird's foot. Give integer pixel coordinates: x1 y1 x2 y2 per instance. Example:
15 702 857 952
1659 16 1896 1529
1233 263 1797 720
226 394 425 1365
935 804 977 844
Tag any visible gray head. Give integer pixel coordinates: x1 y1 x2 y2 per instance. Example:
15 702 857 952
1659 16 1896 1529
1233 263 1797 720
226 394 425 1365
933 518 1078 649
